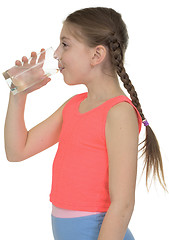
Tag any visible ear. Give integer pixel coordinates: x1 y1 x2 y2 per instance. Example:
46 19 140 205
90 45 107 67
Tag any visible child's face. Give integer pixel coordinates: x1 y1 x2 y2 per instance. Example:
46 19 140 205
54 24 93 85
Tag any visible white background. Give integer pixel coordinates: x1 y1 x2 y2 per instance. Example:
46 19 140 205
0 0 169 239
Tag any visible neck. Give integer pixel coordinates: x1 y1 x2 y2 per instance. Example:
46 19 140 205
84 72 125 102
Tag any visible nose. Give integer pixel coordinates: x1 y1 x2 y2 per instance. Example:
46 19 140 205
53 49 59 59
53 47 62 60
53 51 62 68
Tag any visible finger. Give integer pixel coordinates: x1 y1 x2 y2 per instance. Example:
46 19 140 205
46 77 51 82
30 51 37 65
41 77 51 84
41 77 51 87
41 48 45 52
24 76 51 94
38 76 51 86
37 48 46 64
22 56 29 66
15 60 22 66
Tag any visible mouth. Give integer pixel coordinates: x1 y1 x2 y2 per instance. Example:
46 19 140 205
59 67 65 73
58 65 65 71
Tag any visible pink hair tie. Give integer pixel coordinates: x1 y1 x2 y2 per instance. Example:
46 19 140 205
142 119 149 127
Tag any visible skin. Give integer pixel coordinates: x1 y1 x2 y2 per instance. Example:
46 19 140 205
54 23 126 104
55 24 139 239
8 23 139 239
15 48 51 94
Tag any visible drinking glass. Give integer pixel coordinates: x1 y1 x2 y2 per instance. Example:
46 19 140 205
2 47 62 95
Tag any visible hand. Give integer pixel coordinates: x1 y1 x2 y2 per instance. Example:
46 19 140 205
10 48 51 95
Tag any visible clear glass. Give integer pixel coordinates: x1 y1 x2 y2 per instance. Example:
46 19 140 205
2 47 62 95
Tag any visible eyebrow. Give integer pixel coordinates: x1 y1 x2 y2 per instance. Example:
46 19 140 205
60 36 71 41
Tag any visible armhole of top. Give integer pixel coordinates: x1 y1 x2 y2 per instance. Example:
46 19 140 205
119 98 142 133
126 100 142 133
102 96 142 142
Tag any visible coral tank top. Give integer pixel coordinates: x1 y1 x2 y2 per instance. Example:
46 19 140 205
50 92 142 215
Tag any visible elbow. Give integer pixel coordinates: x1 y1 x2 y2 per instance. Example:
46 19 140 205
126 201 135 215
123 202 135 215
5 151 24 162
5 145 25 162
5 148 16 162
6 155 21 162
123 199 135 214
125 197 135 210
110 199 135 216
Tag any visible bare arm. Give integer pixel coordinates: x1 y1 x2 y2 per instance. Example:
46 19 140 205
4 92 75 162
4 49 50 162
4 92 28 162
98 102 139 240
4 49 75 162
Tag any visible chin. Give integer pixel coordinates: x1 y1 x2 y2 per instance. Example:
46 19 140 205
63 79 75 86
63 77 82 86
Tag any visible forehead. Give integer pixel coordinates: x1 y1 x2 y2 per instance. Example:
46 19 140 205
60 24 71 40
60 23 85 44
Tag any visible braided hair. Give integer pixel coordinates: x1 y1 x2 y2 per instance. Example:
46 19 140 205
108 36 145 120
107 33 166 191
64 7 167 191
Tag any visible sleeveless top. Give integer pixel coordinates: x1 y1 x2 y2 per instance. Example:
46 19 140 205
50 92 142 215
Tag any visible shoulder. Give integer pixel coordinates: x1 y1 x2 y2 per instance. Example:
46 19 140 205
108 101 138 124
106 101 139 138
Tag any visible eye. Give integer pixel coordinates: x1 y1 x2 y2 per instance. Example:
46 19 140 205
62 42 68 48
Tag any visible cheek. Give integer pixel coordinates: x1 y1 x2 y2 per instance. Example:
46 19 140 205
72 54 90 73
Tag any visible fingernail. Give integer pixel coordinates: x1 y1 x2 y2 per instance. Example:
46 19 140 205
31 52 36 57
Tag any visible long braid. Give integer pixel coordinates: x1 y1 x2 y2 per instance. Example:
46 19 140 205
107 35 167 191
108 36 145 121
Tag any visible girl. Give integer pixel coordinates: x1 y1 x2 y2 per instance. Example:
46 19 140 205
4 7 167 240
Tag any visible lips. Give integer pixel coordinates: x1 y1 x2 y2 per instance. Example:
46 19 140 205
59 67 65 73
58 65 65 71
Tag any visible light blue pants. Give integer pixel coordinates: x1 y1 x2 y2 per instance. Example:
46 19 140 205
51 212 135 240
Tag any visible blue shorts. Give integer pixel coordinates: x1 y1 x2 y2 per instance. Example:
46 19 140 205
51 212 135 240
